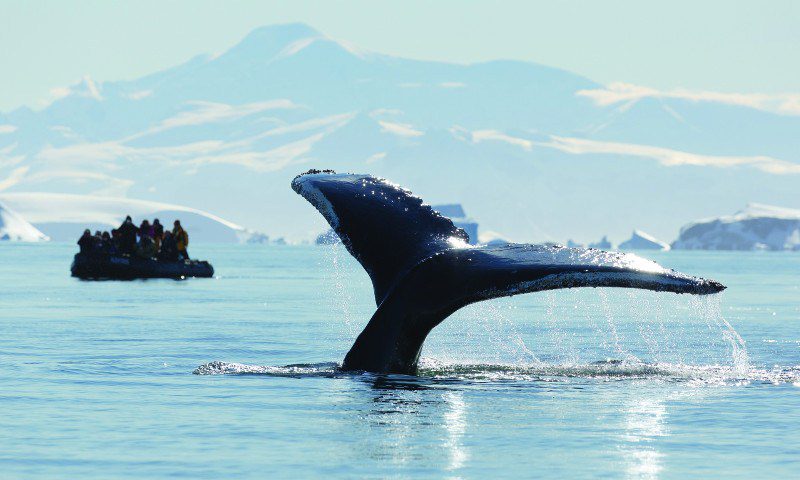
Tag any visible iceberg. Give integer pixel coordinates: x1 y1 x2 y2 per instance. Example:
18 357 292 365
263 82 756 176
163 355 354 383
245 232 270 244
588 235 613 249
672 203 800 251
0 192 249 243
0 200 49 242
619 230 671 251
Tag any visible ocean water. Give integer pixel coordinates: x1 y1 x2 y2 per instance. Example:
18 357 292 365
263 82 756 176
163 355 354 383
1 243 799 479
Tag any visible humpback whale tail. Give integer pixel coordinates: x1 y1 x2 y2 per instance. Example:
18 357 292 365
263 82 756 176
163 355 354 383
292 170 725 375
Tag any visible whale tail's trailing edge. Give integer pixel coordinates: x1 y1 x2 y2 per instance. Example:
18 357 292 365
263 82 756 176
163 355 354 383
292 170 725 374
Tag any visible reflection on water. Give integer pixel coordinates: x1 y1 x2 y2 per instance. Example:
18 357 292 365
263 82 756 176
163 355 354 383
442 391 468 472
616 385 715 480
334 375 472 475
366 389 421 466
621 395 668 480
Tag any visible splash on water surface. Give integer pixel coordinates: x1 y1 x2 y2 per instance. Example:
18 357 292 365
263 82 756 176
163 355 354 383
196 249 793 388
193 358 800 386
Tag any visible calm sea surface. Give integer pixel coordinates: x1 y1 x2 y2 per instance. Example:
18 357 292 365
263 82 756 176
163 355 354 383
1 243 798 479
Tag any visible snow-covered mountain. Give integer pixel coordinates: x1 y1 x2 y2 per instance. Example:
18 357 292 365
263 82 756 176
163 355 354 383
0 200 48 241
672 204 800 251
619 230 671 251
1 23 798 243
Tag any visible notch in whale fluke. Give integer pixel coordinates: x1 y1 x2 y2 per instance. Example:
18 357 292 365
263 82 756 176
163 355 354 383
292 169 725 374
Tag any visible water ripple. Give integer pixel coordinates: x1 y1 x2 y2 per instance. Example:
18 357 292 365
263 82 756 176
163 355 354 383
193 359 800 386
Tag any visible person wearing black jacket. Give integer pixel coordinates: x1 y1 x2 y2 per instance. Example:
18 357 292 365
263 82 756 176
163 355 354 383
77 229 94 254
158 231 179 261
152 218 164 251
117 216 139 255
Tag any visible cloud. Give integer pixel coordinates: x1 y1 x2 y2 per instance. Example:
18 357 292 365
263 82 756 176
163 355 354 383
158 100 299 129
577 82 800 116
369 108 403 118
378 120 423 137
252 113 353 139
34 120 334 176
541 135 800 175
125 90 153 100
471 130 532 150
23 170 133 196
119 100 305 143
0 166 29 191
36 140 224 166
365 152 386 164
0 125 17 134
184 132 324 172
0 144 23 170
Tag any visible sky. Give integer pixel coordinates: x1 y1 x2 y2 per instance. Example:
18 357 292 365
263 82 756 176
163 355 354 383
1 0 798 111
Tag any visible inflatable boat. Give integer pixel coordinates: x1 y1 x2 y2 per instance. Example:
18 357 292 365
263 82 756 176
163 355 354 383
71 253 214 280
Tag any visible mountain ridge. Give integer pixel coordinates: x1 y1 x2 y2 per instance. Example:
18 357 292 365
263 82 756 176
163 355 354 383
0 23 798 243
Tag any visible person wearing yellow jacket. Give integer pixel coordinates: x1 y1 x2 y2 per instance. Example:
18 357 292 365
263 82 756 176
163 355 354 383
172 220 190 260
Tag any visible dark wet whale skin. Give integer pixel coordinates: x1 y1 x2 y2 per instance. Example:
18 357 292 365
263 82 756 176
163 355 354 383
292 170 725 375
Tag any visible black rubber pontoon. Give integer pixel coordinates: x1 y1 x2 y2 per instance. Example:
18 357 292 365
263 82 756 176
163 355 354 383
70 253 214 280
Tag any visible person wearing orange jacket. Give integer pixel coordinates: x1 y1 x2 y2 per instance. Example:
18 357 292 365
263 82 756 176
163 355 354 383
172 220 189 260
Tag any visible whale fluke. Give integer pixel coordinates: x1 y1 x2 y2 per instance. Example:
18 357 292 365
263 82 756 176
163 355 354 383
292 170 725 374
292 169 470 306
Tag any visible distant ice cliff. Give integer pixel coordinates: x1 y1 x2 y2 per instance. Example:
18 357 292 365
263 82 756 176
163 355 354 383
672 203 800 251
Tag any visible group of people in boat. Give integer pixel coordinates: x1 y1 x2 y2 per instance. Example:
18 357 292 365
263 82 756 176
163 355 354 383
77 216 190 262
